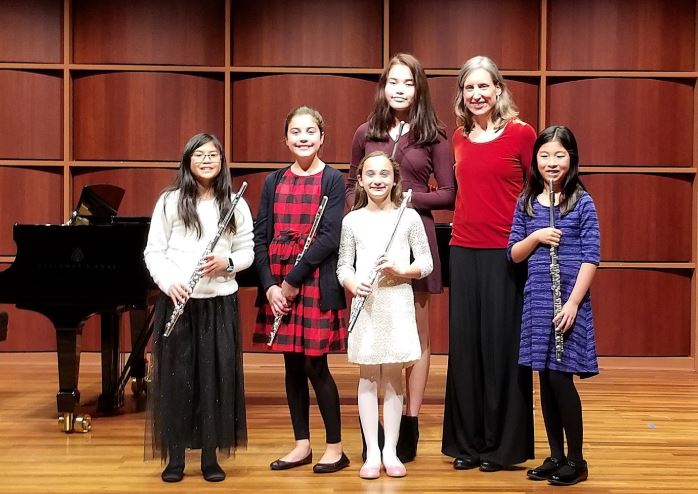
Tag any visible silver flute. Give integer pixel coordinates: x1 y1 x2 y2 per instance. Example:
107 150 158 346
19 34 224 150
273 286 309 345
549 178 564 362
163 181 248 338
347 189 412 333
267 195 329 347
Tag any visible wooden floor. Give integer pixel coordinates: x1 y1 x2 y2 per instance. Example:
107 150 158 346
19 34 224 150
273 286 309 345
0 353 697 493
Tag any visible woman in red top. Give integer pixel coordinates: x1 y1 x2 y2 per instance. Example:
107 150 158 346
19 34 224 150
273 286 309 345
441 56 536 472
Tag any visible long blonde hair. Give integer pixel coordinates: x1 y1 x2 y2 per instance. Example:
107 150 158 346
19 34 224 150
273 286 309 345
352 151 403 210
454 56 519 135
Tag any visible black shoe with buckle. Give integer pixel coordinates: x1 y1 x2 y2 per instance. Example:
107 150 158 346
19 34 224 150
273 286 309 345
527 457 564 480
548 459 588 486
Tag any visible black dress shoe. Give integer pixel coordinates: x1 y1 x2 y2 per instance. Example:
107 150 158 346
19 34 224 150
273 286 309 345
312 452 350 473
548 459 588 486
527 457 564 480
202 462 226 482
161 463 184 482
453 456 480 470
479 461 504 472
270 450 313 470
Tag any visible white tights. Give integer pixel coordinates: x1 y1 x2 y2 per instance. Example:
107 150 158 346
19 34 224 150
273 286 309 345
358 363 404 466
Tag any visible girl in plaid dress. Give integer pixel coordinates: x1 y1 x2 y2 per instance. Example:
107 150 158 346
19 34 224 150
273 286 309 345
253 106 349 474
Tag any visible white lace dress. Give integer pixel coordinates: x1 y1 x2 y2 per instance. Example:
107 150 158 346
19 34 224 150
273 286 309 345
337 207 433 365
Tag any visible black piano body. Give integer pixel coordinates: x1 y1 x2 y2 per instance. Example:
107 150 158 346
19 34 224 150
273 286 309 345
0 217 153 431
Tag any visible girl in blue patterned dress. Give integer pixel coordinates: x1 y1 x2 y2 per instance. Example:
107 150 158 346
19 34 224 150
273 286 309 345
507 126 600 487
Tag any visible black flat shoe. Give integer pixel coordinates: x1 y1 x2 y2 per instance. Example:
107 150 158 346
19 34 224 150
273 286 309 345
548 459 588 486
527 457 564 480
479 460 504 472
312 452 350 473
202 462 226 482
270 450 313 471
161 464 184 482
453 456 480 470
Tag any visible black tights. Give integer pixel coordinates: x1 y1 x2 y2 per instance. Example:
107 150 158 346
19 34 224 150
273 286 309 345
284 352 342 444
539 369 584 462
166 447 218 468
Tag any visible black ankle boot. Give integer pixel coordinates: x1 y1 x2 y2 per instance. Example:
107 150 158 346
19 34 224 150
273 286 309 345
360 418 385 462
162 448 185 482
201 448 226 482
548 459 588 486
396 415 419 463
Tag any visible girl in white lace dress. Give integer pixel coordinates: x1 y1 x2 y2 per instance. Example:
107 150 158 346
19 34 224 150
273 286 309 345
337 151 432 479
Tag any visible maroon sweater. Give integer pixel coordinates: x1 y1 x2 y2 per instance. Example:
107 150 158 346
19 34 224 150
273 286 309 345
451 120 536 249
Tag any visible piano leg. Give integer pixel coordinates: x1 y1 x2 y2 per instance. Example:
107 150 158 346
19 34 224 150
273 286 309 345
98 311 124 412
128 308 148 396
55 327 90 432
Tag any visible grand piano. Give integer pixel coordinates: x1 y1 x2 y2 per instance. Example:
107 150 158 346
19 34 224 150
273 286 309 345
0 185 154 432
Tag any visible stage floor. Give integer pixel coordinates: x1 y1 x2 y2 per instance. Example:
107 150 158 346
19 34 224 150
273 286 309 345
0 352 697 493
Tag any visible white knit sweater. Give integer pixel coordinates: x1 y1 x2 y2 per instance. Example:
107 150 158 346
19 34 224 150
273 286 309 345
144 190 255 298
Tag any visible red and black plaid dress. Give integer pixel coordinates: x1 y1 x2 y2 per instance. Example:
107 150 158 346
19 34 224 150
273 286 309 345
253 169 347 356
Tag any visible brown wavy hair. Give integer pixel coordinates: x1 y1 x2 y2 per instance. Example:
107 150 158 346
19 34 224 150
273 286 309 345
352 151 403 210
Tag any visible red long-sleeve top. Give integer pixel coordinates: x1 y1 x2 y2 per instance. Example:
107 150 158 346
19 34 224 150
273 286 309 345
450 120 537 249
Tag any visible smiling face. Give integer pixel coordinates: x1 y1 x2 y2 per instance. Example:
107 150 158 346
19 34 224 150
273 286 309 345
285 113 324 159
357 154 395 205
384 63 416 117
189 140 222 187
537 140 570 189
462 67 501 120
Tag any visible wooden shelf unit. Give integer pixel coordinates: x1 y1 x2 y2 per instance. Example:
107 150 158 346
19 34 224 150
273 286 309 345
0 0 696 369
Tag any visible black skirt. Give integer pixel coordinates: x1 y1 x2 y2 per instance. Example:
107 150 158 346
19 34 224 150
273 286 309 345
145 293 247 462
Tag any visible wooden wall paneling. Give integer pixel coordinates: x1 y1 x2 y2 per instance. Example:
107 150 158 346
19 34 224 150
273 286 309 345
0 0 63 63
593 269 692 356
72 167 178 217
427 76 459 137
389 0 540 70
228 169 275 219
0 303 57 352
231 0 383 68
0 167 63 256
547 0 696 71
72 0 225 65
73 71 225 161
0 70 63 160
547 78 694 166
231 74 377 163
583 174 693 262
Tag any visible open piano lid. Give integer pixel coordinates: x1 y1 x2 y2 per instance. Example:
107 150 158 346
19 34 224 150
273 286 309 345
67 184 125 225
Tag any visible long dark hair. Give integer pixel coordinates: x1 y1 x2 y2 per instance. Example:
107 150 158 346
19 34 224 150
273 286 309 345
521 125 586 217
167 133 236 238
352 151 403 210
366 53 445 146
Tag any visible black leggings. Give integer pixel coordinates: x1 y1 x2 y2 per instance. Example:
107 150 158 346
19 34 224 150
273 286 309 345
539 369 584 462
284 353 342 444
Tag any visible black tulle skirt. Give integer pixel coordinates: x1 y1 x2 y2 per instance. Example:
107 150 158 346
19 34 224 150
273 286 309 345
145 293 247 462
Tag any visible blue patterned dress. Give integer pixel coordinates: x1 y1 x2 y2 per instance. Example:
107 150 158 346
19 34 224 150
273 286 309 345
507 192 600 378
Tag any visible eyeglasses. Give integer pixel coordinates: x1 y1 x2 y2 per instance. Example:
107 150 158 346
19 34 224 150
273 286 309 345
192 152 221 162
